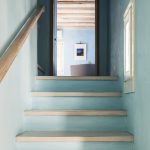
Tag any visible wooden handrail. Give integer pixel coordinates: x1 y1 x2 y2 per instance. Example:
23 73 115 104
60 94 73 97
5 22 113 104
0 6 45 82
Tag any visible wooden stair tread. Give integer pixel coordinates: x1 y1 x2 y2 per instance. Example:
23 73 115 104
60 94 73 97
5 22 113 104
36 76 118 81
25 110 127 116
31 92 121 97
16 131 133 142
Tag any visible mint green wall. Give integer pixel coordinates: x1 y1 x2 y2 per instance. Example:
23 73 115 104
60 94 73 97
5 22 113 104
110 0 150 150
109 0 129 85
0 0 37 150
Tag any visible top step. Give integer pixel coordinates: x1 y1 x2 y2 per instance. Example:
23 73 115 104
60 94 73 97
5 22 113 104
36 76 118 81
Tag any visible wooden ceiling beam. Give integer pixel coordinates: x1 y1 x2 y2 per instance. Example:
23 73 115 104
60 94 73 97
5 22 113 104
58 17 95 22
58 7 94 10
58 1 94 4
57 3 95 8
58 19 95 23
58 0 95 2
58 9 95 14
58 22 95 27
58 26 95 29
58 17 94 20
58 13 95 17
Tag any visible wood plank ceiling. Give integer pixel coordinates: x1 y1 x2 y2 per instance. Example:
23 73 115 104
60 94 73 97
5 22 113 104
57 0 95 29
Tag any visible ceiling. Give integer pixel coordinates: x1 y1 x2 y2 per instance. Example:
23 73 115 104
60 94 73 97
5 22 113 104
57 0 95 29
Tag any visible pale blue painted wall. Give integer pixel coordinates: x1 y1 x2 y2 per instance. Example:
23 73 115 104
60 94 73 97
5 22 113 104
110 0 150 150
0 0 37 150
63 29 95 76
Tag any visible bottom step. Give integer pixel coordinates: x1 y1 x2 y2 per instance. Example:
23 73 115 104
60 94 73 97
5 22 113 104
16 131 133 142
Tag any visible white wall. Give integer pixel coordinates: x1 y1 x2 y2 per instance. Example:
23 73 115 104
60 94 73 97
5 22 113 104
0 0 37 150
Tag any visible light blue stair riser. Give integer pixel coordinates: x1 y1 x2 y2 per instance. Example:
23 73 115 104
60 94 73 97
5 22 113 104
33 80 121 92
16 142 133 150
32 97 123 110
24 116 127 131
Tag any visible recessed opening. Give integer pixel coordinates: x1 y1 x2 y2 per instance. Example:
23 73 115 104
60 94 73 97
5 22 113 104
54 0 96 76
124 1 135 93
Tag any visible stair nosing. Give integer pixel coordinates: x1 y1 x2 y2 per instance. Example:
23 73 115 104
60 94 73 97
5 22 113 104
31 92 122 97
16 131 133 142
36 76 118 81
24 110 127 116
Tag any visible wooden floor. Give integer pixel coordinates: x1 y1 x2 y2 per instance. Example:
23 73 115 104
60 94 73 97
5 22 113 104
36 76 118 81
24 110 127 116
16 131 134 142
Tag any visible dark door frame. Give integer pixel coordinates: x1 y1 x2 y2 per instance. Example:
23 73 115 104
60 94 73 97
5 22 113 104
95 0 99 76
50 0 100 76
49 0 54 76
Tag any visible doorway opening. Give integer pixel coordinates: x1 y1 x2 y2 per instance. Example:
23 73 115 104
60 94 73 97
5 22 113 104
53 0 97 76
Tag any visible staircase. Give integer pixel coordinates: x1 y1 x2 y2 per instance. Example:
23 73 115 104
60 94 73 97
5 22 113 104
16 76 134 150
